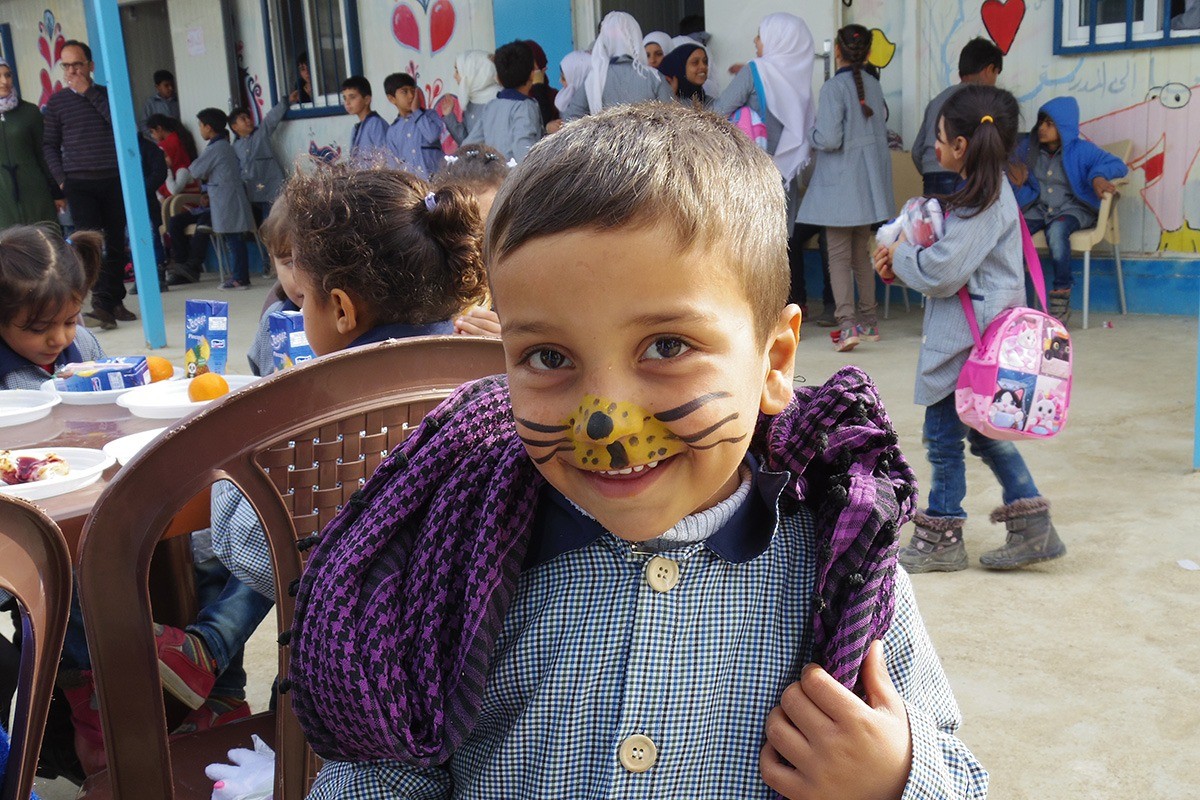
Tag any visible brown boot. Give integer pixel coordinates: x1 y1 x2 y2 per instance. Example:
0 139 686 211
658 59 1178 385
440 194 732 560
1049 289 1072 324
898 511 968 573
979 497 1066 569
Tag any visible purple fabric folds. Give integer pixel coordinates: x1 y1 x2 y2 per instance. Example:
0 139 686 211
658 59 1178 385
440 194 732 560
288 366 917 764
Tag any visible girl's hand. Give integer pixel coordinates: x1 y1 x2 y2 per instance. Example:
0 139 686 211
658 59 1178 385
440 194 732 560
454 306 501 337
546 119 564 134
873 245 895 282
437 94 457 116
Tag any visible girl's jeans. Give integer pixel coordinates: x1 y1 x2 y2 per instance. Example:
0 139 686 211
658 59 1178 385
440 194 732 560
924 394 1041 518
1024 214 1083 291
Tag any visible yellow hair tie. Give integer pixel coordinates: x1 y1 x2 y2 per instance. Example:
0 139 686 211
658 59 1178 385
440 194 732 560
980 115 995 124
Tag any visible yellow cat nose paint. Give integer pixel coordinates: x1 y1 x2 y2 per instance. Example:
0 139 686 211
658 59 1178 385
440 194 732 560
569 395 685 470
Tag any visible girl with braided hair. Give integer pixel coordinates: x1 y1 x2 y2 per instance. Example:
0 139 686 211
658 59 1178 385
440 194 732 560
796 24 892 352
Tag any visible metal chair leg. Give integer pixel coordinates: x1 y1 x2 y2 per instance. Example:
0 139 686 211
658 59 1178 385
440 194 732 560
1082 249 1091 330
1114 242 1127 315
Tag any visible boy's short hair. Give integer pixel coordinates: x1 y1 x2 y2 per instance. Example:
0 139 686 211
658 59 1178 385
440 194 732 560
341 75 372 97
487 103 788 338
196 107 228 132
153 69 174 85
493 41 534 90
383 72 417 97
145 113 174 131
958 37 1003 78
229 106 253 125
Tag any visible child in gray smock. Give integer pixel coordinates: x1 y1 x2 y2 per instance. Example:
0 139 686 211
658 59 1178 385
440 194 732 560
463 41 542 163
191 108 256 289
230 99 288 218
562 11 672 121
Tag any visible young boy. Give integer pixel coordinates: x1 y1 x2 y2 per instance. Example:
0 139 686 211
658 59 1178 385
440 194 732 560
290 104 988 799
383 72 445 180
1010 95 1128 322
190 108 257 290
140 68 179 133
342 75 389 167
229 99 289 222
911 38 1003 195
462 40 542 163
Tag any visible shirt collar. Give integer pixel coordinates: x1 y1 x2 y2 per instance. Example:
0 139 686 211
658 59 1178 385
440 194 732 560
497 88 533 102
348 319 455 348
523 455 790 569
0 334 82 378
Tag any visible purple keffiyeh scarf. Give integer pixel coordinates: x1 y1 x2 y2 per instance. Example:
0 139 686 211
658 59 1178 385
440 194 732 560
288 366 917 764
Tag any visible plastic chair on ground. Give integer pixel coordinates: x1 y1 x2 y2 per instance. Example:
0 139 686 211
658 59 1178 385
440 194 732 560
75 336 506 800
1027 139 1132 329
0 496 71 800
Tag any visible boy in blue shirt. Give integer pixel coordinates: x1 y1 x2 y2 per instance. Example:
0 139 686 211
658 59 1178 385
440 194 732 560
1010 95 1128 322
463 40 542 163
383 72 445 180
342 76 389 167
292 103 987 800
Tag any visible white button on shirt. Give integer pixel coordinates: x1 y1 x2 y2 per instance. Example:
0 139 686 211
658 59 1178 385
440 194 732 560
619 734 658 773
645 556 680 592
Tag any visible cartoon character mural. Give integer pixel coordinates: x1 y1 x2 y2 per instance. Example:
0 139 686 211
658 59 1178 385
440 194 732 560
1080 82 1200 252
37 9 64 110
308 140 342 165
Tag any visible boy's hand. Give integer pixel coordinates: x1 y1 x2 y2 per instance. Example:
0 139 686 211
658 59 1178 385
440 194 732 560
1092 175 1117 198
454 306 501 337
760 641 911 800
1007 161 1028 186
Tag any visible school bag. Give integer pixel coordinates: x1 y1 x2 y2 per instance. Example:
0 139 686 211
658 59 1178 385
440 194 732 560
728 63 769 150
955 214 1073 441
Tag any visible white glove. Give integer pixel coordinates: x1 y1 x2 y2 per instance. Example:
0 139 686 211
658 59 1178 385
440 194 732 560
206 734 275 800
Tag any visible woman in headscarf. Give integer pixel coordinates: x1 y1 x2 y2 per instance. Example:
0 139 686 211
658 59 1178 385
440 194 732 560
657 42 712 107
522 40 559 130
712 13 828 318
0 58 60 227
551 51 591 133
562 11 673 121
642 31 673 69
439 50 501 144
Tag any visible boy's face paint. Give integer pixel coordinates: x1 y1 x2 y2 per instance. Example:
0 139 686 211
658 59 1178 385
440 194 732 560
494 224 799 542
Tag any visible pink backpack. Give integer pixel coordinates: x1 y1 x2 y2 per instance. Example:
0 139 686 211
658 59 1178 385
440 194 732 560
729 106 768 150
955 215 1072 440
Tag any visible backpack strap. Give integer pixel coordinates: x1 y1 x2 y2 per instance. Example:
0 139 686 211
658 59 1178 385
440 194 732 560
749 62 768 120
957 202 1049 349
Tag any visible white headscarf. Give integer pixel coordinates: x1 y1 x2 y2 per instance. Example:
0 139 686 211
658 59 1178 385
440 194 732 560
585 11 651 115
455 50 501 106
555 50 592 115
752 13 816 181
642 31 674 57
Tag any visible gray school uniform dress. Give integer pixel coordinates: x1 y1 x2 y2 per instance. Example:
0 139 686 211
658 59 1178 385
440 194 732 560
911 84 963 176
796 70 892 228
890 181 1026 406
442 101 486 145
139 93 179 132
233 102 288 205
189 137 255 234
463 92 542 163
561 57 674 121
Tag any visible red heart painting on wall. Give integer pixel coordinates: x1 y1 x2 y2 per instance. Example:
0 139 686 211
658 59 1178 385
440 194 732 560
981 0 1026 55
392 0 456 54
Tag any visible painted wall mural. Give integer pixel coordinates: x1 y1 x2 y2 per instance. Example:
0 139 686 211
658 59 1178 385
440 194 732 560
36 9 64 110
308 136 342 165
392 0 456 54
236 40 266 125
981 0 1026 55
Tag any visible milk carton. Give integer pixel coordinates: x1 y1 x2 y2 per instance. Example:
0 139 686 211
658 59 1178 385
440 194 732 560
185 300 229 376
54 357 150 391
268 310 315 371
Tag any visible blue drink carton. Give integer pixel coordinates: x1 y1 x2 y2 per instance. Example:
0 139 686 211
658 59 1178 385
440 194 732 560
268 310 315 371
185 299 229 376
54 356 150 391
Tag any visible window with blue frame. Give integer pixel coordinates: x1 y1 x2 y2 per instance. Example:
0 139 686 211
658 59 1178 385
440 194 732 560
1056 0 1200 52
263 0 362 117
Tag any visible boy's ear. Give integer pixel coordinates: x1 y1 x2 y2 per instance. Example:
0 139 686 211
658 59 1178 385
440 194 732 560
761 304 802 415
330 288 359 335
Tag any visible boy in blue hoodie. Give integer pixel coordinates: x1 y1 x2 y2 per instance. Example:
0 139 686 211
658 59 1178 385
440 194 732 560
1009 96 1128 322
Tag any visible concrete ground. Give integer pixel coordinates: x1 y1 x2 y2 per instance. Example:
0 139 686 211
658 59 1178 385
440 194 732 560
13 276 1200 798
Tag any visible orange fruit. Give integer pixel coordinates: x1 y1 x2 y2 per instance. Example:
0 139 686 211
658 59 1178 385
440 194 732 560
146 356 174 383
188 372 230 402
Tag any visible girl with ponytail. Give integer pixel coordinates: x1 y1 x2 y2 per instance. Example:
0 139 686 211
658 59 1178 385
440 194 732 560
873 85 1066 573
796 23 892 352
0 225 106 389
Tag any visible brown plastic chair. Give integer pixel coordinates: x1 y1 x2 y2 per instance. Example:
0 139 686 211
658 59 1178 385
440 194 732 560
75 335 506 800
0 496 71 800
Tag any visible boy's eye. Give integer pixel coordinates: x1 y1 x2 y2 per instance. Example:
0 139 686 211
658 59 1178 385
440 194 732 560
525 348 572 371
642 337 690 361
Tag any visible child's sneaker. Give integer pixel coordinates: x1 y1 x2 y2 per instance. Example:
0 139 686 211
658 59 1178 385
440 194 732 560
154 623 218 709
857 324 881 341
219 279 251 291
171 695 252 736
832 327 859 352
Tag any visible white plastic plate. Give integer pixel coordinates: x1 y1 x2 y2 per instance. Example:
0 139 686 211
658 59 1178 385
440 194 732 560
0 390 61 428
41 366 182 405
102 427 168 466
116 375 259 419
0 447 116 500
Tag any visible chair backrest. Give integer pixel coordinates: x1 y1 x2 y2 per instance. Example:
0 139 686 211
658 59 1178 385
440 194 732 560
76 336 507 799
891 150 924 214
0 496 71 800
160 193 204 230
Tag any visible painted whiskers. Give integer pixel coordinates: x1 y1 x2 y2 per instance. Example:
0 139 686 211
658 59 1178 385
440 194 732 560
516 392 745 471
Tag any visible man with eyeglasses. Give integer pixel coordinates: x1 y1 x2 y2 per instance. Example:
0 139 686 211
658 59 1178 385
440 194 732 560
41 39 133 330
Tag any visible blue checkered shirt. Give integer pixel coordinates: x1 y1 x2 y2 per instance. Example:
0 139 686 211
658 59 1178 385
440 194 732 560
306 469 987 799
